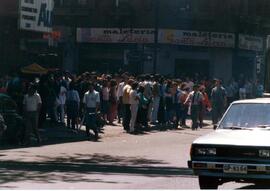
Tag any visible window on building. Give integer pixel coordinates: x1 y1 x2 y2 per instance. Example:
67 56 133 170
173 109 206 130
141 0 153 11
78 0 88 6
88 0 96 9
178 0 191 12
54 0 76 7
54 0 64 7
197 0 211 13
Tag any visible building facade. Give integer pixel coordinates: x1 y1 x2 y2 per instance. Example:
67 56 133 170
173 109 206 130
0 0 20 74
1 0 270 83
53 0 270 83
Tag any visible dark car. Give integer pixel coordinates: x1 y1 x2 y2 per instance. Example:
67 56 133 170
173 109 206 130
188 98 270 189
0 93 24 144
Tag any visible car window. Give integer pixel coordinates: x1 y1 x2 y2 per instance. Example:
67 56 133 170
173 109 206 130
219 103 270 128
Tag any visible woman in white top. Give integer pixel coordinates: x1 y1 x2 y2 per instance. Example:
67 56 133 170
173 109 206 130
129 82 140 133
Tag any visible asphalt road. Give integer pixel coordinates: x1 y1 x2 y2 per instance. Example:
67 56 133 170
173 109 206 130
0 120 259 189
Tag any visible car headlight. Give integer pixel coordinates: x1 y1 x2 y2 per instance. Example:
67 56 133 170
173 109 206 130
195 148 216 156
259 150 270 157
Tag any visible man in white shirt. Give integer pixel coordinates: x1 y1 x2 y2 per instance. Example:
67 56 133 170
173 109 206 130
143 75 153 121
23 83 42 145
83 82 100 140
150 75 161 124
116 75 126 123
184 84 203 130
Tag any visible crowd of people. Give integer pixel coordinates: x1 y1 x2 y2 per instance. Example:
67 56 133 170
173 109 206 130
0 70 265 144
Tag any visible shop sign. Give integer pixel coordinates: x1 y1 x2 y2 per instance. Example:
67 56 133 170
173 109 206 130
19 0 54 33
239 34 263 52
211 32 235 48
159 29 235 48
77 28 155 44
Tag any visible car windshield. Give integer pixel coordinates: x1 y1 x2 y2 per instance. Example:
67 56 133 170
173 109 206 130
219 103 270 129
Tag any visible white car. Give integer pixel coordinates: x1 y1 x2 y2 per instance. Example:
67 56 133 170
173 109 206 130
188 98 270 189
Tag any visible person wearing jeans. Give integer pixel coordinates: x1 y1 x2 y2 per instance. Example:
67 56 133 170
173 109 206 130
57 85 67 124
66 82 80 129
151 76 160 124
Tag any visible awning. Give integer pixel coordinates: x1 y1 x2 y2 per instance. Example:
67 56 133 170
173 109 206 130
21 64 48 75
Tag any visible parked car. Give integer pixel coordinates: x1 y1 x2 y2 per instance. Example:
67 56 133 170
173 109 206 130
0 93 24 144
188 98 270 189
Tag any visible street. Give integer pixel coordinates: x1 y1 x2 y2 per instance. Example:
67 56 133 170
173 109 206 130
0 120 258 190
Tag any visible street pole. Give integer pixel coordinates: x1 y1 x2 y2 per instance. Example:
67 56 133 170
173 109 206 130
153 0 159 74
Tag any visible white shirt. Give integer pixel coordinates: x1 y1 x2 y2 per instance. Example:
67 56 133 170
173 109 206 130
129 90 139 105
117 82 125 99
83 90 100 108
58 86 67 105
23 92 42 112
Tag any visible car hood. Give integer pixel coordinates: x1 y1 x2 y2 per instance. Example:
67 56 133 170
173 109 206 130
193 129 270 147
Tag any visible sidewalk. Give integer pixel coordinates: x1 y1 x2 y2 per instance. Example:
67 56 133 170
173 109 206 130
0 118 215 190
0 118 214 149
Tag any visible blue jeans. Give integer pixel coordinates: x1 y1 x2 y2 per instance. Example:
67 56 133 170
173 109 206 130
165 107 174 123
174 103 182 126
151 97 160 123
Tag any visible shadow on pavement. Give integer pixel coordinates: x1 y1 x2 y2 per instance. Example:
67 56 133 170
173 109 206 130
0 153 194 186
0 123 94 150
131 122 212 136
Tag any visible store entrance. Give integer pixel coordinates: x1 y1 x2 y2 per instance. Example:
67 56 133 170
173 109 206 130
233 56 255 80
175 59 210 79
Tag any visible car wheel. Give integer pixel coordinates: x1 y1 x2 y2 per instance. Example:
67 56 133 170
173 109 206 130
199 176 219 189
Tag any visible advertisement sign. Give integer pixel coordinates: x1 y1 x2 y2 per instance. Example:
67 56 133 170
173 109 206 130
211 32 235 48
159 29 235 48
159 29 210 47
239 34 263 52
77 28 236 48
19 0 54 33
77 28 155 44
